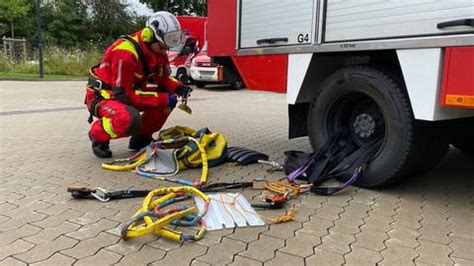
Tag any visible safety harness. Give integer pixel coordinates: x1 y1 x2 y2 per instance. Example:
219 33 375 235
120 186 209 241
87 35 150 124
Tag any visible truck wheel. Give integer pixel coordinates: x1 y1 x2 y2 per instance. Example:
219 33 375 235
307 66 442 187
450 118 474 154
177 68 188 84
194 81 206 88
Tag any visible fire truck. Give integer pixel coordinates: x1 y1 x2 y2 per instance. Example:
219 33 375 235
169 16 207 83
207 0 474 187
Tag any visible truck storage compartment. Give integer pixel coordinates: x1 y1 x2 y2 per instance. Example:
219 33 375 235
240 0 315 48
325 0 474 42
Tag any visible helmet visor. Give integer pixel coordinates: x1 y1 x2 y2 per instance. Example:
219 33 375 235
163 30 183 49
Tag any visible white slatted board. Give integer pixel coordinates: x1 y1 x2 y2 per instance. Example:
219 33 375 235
195 193 265 231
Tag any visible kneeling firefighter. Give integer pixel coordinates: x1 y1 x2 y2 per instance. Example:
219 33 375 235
85 11 193 158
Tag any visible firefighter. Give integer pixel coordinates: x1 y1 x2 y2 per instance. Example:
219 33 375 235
85 11 192 158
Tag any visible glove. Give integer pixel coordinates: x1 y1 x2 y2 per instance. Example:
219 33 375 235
167 93 177 108
175 85 193 98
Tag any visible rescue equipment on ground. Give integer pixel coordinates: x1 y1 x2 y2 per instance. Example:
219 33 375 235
200 180 255 193
258 160 285 173
194 193 265 230
102 126 228 186
158 126 228 170
283 130 382 195
120 186 209 241
250 194 287 209
67 183 150 202
227 147 269 165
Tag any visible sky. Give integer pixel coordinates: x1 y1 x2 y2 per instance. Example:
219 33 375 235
126 0 154 16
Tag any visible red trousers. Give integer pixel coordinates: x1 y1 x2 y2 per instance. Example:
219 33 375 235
87 99 171 142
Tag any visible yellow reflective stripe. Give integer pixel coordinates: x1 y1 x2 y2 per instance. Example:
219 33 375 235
102 117 118 138
100 90 111 99
135 90 158 96
112 37 139 59
169 77 177 82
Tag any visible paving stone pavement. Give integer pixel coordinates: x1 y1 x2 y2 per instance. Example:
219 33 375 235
0 81 473 265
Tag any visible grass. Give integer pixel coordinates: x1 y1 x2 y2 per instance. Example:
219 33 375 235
0 45 103 79
0 71 87 81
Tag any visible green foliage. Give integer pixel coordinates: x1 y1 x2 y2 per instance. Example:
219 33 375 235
0 0 208 78
84 0 145 48
0 53 12 72
40 0 93 48
1 0 149 49
140 0 207 16
0 0 31 37
0 45 102 76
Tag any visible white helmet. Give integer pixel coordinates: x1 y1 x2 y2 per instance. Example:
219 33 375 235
147 11 183 49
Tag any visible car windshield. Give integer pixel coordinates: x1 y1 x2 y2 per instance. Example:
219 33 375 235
169 42 185 52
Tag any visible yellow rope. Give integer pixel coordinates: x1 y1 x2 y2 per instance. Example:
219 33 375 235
264 181 301 198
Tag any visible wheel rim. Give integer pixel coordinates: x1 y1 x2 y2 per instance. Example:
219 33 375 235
326 92 386 147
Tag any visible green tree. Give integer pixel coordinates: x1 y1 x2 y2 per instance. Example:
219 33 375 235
0 0 31 37
139 0 207 16
85 0 145 47
40 0 92 48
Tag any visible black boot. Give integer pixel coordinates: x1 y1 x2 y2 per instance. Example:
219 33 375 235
128 135 153 151
92 140 112 158
89 132 112 158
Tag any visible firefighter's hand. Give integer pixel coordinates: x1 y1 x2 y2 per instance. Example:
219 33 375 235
175 85 193 98
167 93 178 108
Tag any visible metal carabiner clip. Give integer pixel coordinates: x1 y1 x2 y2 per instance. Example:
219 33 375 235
90 187 110 202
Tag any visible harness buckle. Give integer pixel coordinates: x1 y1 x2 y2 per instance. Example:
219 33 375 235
93 79 103 90
90 187 111 202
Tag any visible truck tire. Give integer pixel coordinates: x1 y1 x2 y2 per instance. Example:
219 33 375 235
307 66 445 187
450 117 474 154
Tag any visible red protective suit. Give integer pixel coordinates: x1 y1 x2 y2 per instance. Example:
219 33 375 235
85 27 181 142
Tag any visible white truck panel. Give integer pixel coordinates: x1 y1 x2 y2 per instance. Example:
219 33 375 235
397 48 474 121
325 0 474 42
240 0 314 48
287 53 313 104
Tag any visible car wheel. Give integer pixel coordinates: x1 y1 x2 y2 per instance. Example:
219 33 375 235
195 81 206 88
230 80 244 90
177 68 188 84
307 66 447 188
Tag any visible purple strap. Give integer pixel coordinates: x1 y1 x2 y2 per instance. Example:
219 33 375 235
286 158 314 183
311 167 362 196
